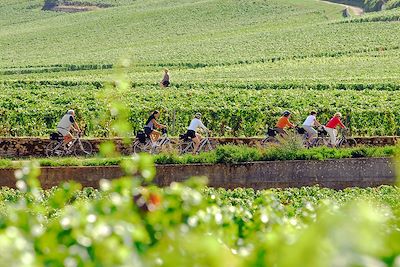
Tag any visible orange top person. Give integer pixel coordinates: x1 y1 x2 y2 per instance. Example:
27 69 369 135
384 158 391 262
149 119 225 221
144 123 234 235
274 110 294 136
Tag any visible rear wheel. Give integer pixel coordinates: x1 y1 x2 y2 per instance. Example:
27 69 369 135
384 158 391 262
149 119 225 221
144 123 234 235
261 136 278 147
133 140 152 154
45 141 64 157
74 140 93 157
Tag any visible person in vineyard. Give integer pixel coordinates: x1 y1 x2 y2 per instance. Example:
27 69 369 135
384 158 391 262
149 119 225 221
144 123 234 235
274 111 295 136
144 110 167 144
324 112 346 147
302 111 321 143
56 110 81 146
187 113 208 154
160 69 170 87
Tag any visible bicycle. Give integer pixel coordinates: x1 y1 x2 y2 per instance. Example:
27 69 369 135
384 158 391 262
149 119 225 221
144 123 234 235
311 127 357 148
133 128 171 154
45 132 93 157
178 131 214 155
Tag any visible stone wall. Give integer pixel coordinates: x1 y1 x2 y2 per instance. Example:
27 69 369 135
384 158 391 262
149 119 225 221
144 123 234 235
0 158 396 189
0 136 397 158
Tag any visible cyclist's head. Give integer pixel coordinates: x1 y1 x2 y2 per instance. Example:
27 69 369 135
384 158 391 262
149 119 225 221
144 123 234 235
153 110 160 118
67 110 75 116
282 111 291 117
335 112 342 118
310 111 317 115
164 68 168 73
195 112 202 119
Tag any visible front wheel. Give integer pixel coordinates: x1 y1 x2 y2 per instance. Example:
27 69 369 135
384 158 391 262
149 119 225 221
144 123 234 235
74 140 93 157
179 141 194 155
314 138 329 147
338 138 357 148
151 138 172 154
45 141 64 157
200 140 213 152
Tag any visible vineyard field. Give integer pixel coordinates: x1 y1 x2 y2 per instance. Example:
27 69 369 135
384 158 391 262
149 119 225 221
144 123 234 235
1 82 400 137
1 158 400 266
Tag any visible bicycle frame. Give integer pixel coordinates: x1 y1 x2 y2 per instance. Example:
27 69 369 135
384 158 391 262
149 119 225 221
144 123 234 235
180 131 212 154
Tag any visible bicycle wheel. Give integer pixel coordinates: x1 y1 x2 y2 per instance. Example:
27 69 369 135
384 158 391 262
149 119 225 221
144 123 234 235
74 140 93 157
179 141 194 155
152 138 172 154
201 140 213 152
261 136 278 147
314 138 328 147
338 138 357 148
133 140 152 154
45 141 64 157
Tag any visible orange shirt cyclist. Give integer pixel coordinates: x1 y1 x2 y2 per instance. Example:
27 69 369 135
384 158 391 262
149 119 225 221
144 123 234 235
275 111 295 136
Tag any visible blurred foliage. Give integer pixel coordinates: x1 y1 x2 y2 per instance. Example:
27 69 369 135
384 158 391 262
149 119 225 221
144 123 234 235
1 166 400 266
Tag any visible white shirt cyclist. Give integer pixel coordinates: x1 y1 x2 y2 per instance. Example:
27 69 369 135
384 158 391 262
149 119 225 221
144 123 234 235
303 115 317 127
188 118 207 132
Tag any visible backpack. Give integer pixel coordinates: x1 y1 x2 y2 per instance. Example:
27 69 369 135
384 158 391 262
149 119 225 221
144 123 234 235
267 129 277 137
179 133 190 141
50 132 62 141
136 131 147 143
296 127 306 135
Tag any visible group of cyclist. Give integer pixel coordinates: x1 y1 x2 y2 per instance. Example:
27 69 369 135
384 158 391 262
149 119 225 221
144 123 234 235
275 110 346 147
55 108 346 153
144 110 208 154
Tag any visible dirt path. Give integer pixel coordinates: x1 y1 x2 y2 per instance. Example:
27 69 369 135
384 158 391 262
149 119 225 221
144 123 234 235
321 0 364 16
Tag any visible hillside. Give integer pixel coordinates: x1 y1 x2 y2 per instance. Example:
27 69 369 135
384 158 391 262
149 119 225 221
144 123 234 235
0 0 399 85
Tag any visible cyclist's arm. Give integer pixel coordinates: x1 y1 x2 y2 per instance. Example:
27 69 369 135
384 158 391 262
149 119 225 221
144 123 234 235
199 121 208 131
314 119 321 127
69 116 81 132
152 119 166 129
338 119 346 129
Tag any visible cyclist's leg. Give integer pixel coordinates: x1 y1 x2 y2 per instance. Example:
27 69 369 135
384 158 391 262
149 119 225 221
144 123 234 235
304 126 317 142
58 128 73 144
192 134 201 154
325 127 336 147
274 127 286 138
333 129 338 147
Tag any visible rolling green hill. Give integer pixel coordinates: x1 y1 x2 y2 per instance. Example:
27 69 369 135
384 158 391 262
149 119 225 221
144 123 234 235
1 0 399 85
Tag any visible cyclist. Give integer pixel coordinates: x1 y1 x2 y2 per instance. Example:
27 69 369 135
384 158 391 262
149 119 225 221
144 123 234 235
144 110 167 143
56 110 81 145
274 110 295 136
324 112 346 147
302 111 321 143
187 113 208 154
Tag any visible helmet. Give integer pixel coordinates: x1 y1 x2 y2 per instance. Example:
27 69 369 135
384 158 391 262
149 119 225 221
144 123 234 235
67 110 75 115
282 110 291 116
195 112 202 119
